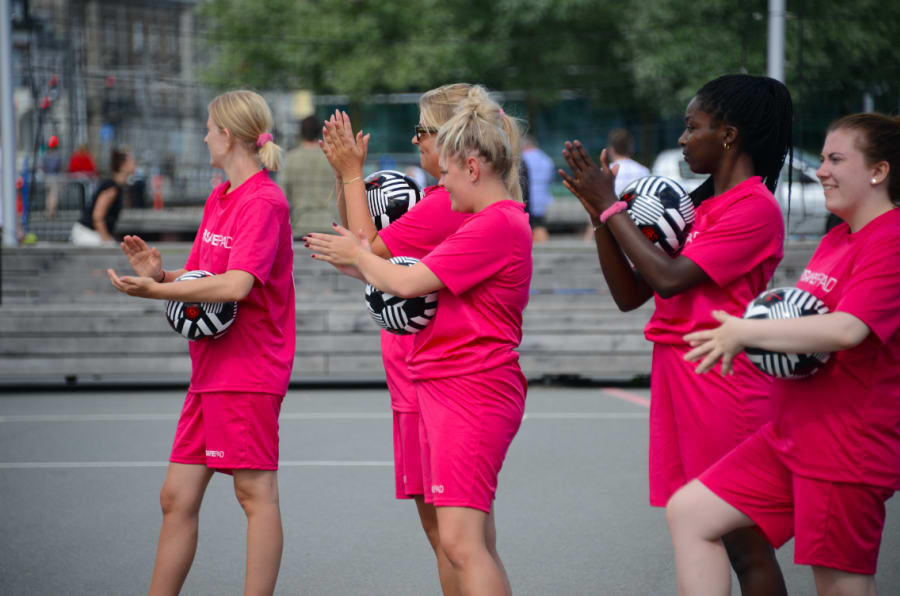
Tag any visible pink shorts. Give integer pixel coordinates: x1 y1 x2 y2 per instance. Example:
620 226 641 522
649 343 772 506
393 410 425 499
416 364 526 513
170 391 283 472
701 427 895 574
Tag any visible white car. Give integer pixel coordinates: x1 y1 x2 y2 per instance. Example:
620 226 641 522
650 148 828 236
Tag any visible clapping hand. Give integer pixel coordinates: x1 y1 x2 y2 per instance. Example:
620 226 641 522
320 110 369 180
107 268 157 298
120 235 162 280
558 141 620 220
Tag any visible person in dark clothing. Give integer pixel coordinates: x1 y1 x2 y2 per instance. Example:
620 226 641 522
71 147 135 245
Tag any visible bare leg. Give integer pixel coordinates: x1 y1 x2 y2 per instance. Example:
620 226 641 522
415 496 460 596
666 480 756 596
722 526 786 596
484 507 512 596
148 463 214 596
812 566 877 596
437 506 507 596
233 470 282 596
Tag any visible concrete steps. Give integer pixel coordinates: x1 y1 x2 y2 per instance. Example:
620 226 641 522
0 239 819 386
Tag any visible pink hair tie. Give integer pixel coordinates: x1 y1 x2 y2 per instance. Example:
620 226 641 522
499 108 505 116
256 132 273 147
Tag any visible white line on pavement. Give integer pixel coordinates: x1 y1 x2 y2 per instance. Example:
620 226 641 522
0 460 394 469
0 411 647 422
523 412 647 419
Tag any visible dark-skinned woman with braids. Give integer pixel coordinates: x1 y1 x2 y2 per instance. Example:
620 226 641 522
560 74 793 595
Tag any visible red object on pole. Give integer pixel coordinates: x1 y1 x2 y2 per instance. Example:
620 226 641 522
48 135 59 148
49 74 58 87
40 96 51 110
152 175 164 210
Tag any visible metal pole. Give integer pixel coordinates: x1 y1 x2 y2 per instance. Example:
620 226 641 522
767 0 786 82
1 0 18 246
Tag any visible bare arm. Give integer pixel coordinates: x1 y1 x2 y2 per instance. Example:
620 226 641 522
334 173 348 229
684 310 870 375
92 186 118 242
561 141 701 308
604 210 710 298
306 225 443 297
107 268 255 303
319 110 392 259
587 221 654 311
560 141 709 299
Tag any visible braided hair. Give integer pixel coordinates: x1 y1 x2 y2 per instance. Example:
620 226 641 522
694 74 794 195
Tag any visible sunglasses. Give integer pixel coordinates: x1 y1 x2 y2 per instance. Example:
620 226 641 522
415 125 439 141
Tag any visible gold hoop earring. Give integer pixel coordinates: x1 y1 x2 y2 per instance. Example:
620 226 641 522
723 142 730 151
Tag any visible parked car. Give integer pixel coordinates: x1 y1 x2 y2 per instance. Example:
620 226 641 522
651 148 828 236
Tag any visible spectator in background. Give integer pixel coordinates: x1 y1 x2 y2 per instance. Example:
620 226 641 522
281 114 338 237
582 128 652 242
41 135 63 219
522 135 556 244
607 128 649 196
67 143 98 177
70 146 135 245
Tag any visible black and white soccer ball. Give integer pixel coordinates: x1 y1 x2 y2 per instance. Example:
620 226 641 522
620 175 695 256
164 270 238 340
365 256 437 335
742 287 831 379
365 170 422 230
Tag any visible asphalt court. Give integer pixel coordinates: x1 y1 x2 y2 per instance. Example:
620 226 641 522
1 387 898 595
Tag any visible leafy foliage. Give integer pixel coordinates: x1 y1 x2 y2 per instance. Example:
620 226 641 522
198 0 900 130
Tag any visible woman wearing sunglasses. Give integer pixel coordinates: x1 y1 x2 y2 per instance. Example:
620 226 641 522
317 84 492 595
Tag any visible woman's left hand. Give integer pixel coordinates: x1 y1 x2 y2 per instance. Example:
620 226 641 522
683 310 746 375
107 268 158 298
306 224 368 266
559 141 619 219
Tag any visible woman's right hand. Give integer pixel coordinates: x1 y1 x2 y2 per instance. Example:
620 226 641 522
559 141 620 220
120 235 162 280
319 110 369 180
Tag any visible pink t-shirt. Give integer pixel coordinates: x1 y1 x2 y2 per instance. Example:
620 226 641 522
765 207 900 489
645 176 785 346
411 200 532 380
377 186 469 411
184 170 296 395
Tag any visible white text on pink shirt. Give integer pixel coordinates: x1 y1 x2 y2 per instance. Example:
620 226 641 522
203 228 233 249
798 268 838 293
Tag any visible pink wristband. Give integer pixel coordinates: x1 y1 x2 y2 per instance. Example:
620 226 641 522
599 201 628 223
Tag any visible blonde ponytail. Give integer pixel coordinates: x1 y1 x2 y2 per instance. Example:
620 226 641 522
208 90 283 172
436 85 523 202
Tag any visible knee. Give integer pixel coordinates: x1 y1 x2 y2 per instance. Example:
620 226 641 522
439 529 480 570
159 482 200 517
233 475 279 514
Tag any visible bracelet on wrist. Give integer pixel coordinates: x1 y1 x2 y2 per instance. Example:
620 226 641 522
599 201 628 224
341 175 363 186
